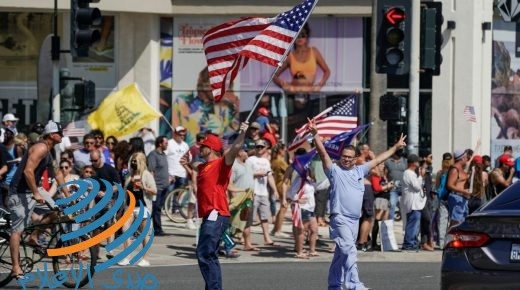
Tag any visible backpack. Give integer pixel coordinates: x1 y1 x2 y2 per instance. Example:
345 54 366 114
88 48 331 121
435 172 449 200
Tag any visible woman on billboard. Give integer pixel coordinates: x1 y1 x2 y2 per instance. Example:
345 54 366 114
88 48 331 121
273 23 331 96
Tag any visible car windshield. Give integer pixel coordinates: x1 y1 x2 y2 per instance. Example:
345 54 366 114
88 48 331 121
480 182 520 211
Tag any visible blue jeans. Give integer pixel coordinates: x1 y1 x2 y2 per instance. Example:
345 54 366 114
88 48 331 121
388 189 400 220
402 210 421 250
152 187 169 234
197 215 230 290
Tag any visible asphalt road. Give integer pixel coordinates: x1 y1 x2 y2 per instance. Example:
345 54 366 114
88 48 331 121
3 261 440 290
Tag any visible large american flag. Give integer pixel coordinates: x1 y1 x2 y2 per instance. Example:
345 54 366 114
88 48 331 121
202 0 317 101
463 105 477 122
288 95 359 151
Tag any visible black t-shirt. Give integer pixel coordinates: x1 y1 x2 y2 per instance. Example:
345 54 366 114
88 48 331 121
93 163 121 193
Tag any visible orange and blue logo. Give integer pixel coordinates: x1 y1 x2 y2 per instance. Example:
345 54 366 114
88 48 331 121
47 178 154 272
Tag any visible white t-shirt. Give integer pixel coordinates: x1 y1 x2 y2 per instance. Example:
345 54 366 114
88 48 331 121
245 155 272 197
165 139 189 178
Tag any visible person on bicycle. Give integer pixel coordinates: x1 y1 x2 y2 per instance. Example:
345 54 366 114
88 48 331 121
165 126 193 229
7 120 69 280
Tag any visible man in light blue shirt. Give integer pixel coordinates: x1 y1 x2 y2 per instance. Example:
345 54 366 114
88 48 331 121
309 120 406 290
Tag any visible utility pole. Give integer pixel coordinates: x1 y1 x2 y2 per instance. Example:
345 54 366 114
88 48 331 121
52 0 61 123
369 0 388 153
407 0 420 155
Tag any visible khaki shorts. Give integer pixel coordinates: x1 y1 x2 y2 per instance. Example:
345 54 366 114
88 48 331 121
246 195 270 226
7 193 36 233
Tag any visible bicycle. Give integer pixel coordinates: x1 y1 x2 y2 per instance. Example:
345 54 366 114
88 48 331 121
0 204 96 288
163 187 193 223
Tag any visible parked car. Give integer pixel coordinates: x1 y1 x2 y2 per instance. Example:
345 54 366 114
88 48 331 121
440 182 520 289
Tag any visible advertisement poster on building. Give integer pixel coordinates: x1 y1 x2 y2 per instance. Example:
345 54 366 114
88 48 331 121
491 21 520 160
159 16 363 146
0 12 53 129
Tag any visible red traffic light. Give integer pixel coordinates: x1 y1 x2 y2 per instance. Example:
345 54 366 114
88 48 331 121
385 8 406 25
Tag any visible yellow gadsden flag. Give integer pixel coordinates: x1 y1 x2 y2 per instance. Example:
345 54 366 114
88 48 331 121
87 83 161 138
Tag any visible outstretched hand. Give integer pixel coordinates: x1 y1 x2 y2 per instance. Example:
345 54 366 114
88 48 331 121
395 133 407 149
307 117 318 135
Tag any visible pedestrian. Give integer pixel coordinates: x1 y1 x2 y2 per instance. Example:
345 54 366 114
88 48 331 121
308 118 406 290
195 122 248 290
401 154 427 251
447 149 472 228
147 135 169 236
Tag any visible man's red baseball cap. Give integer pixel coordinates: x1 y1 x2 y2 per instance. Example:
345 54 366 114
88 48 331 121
199 134 222 152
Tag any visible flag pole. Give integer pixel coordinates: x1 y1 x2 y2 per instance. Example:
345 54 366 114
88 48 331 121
245 0 320 123
135 83 176 133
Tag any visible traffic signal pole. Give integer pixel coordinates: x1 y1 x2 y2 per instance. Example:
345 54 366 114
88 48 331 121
407 0 420 155
52 0 61 124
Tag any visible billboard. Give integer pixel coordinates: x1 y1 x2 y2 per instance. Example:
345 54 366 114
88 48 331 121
159 16 364 145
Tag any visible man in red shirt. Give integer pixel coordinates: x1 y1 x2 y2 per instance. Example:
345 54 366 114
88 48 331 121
195 122 248 290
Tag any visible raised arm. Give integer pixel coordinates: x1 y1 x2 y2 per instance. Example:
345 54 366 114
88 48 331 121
367 133 407 170
309 118 332 173
225 122 249 166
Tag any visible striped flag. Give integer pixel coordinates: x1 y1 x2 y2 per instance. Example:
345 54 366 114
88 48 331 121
63 120 87 137
290 123 370 176
288 95 359 151
463 105 476 122
202 0 317 101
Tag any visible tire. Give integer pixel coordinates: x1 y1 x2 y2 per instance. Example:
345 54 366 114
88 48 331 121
0 231 13 288
164 188 190 223
51 235 96 288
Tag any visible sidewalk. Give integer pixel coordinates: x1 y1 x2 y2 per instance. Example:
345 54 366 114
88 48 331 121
110 215 442 267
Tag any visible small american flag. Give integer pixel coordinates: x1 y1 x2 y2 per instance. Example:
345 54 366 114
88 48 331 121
203 0 317 101
463 105 477 123
63 120 86 137
288 95 359 151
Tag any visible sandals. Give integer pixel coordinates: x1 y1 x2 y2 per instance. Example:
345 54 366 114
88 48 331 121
10 272 26 280
242 247 260 251
264 242 280 247
308 251 320 257
294 253 309 259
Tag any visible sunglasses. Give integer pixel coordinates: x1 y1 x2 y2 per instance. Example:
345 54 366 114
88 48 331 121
90 159 99 162
298 33 308 38
94 135 103 139
107 141 115 145
84 141 95 145
60 166 69 169
255 145 266 149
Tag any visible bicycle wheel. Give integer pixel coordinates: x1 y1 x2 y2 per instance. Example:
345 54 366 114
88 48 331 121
164 188 190 223
0 231 13 287
51 234 96 288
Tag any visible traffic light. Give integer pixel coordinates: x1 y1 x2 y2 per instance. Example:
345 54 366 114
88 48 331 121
379 94 406 121
420 1 444 75
376 0 411 75
70 0 102 57
74 80 96 109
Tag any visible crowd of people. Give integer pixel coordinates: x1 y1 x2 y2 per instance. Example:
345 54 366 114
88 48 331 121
1 111 517 289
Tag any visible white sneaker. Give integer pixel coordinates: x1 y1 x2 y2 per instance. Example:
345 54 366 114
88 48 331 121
186 219 196 230
137 259 150 267
117 258 130 266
